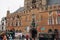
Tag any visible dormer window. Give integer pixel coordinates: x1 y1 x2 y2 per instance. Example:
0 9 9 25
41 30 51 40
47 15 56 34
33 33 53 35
32 0 36 3
32 0 36 8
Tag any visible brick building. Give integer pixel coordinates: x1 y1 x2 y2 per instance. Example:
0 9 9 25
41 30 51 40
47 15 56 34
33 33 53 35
6 0 60 33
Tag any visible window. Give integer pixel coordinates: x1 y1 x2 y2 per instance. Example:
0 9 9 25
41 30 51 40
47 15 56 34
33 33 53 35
18 21 19 26
15 21 21 26
19 21 21 26
40 16 43 21
10 22 12 26
32 0 36 3
57 16 60 24
25 16 29 22
42 0 47 5
16 22 18 26
10 22 13 26
15 21 20 26
32 3 36 8
14 22 16 26
45 6 48 10
32 14 35 19
57 10 60 13
18 20 21 26
12 22 13 26
2 23 4 25
48 17 54 25
32 0 36 8
57 10 60 16
48 17 52 25
49 11 52 15
2 26 3 30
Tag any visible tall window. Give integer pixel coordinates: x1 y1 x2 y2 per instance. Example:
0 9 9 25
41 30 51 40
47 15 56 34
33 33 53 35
40 15 43 21
32 0 36 8
57 10 60 16
16 22 18 26
18 21 19 26
32 14 35 19
32 0 36 3
19 21 21 26
15 21 21 26
11 22 13 26
48 17 52 25
10 22 12 26
48 17 54 25
19 16 22 26
14 22 16 26
57 16 60 24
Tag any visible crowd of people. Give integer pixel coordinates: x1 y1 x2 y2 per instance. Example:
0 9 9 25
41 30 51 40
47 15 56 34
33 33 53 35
0 28 60 40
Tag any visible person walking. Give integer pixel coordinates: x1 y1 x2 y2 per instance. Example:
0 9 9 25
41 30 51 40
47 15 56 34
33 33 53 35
38 34 44 40
54 29 59 40
26 34 29 40
22 34 25 40
0 35 3 40
9 35 13 40
30 27 37 40
2 33 7 40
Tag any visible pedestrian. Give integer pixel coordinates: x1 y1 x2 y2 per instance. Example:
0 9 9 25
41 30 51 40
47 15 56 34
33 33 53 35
54 29 59 40
19 32 23 40
22 34 25 40
51 33 55 40
2 32 7 40
26 34 29 40
30 27 37 40
6 34 9 40
38 34 41 40
3 35 7 40
0 35 3 40
9 35 13 40
38 34 44 40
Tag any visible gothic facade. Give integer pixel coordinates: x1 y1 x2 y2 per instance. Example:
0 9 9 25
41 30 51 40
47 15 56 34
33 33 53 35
6 0 60 33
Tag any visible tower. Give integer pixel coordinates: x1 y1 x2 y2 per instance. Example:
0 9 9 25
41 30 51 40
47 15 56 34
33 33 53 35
24 0 47 10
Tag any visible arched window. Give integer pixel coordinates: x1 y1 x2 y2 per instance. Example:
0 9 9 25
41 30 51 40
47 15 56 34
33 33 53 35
16 22 18 26
32 0 36 8
32 0 36 3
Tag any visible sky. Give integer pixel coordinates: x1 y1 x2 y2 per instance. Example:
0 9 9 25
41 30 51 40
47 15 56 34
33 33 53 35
0 0 24 21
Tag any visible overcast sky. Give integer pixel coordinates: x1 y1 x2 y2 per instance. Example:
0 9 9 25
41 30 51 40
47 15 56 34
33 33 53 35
0 0 24 21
